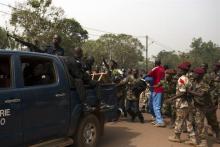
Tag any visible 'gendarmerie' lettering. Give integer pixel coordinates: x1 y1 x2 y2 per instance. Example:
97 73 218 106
0 109 11 117
0 118 6 126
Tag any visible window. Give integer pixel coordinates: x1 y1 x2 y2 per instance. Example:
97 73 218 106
20 56 56 87
0 56 11 89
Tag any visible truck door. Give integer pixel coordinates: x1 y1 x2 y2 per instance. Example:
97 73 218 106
0 55 22 147
18 55 70 145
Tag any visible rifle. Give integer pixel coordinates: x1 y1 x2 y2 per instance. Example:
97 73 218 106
102 58 110 73
7 33 43 53
165 93 186 103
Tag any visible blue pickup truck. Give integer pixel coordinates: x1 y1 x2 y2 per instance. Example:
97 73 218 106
0 50 117 147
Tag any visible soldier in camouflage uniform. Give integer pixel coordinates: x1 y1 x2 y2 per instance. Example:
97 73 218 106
159 69 177 128
125 69 144 123
201 63 220 143
108 60 128 118
187 67 212 147
201 63 210 83
168 62 197 145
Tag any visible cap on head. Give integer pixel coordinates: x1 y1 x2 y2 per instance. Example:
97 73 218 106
182 61 191 68
215 60 220 68
193 67 205 75
178 62 191 71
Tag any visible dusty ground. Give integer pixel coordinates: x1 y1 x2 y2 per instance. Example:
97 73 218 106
99 111 220 147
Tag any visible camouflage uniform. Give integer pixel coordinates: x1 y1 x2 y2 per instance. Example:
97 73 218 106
125 75 144 122
209 72 220 107
161 78 177 117
161 79 170 115
207 72 220 138
112 69 127 117
203 72 211 85
169 74 196 143
191 80 212 146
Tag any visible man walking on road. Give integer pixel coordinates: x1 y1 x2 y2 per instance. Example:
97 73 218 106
148 59 165 127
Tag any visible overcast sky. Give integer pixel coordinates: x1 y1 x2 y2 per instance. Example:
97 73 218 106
0 0 219 57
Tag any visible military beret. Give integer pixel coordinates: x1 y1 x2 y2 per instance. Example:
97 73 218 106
165 69 177 75
193 67 205 75
178 62 191 70
182 61 191 66
215 62 220 68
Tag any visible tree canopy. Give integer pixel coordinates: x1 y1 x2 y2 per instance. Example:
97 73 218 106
10 0 88 54
2 0 219 70
189 37 220 67
82 34 145 69
154 38 220 69
0 27 16 49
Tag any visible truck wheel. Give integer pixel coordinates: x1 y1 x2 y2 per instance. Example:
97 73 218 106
74 114 100 147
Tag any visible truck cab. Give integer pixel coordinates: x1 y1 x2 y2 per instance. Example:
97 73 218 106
0 50 117 147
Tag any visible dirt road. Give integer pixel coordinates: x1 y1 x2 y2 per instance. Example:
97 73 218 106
99 113 220 147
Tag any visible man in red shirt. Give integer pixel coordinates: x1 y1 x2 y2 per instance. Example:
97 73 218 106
148 59 165 127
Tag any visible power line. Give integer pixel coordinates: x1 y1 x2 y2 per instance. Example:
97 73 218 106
84 26 146 39
0 1 176 51
0 2 144 38
84 27 113 34
148 37 174 51
0 2 17 9
0 10 10 15
88 33 102 37
86 26 175 50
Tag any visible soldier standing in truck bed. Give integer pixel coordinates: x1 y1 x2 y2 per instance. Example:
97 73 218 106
8 33 64 56
62 47 97 105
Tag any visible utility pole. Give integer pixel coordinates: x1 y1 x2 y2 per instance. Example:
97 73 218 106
146 35 148 70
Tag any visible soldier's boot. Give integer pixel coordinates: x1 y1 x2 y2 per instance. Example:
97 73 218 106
168 133 181 143
197 140 208 147
168 117 175 129
127 109 136 122
215 130 220 144
137 113 144 123
184 136 197 146
131 115 136 122
124 112 127 117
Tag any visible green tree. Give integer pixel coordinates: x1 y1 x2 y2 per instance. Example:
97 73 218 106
154 50 181 68
0 27 16 49
82 34 144 69
189 37 220 68
10 0 87 54
153 38 220 69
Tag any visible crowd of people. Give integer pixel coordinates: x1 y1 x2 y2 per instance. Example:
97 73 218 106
8 33 220 147
102 59 220 147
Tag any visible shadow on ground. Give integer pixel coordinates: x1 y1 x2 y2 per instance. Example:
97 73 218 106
99 125 140 147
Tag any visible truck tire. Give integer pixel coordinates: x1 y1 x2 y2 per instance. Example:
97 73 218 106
74 114 101 147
